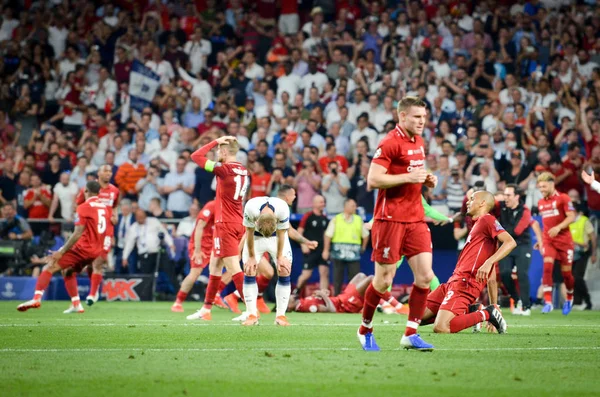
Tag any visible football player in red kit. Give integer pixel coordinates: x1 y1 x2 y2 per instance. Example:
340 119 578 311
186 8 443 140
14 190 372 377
187 136 248 321
536 172 576 315
171 200 226 312
17 181 112 313
74 164 120 306
421 191 515 334
358 97 438 351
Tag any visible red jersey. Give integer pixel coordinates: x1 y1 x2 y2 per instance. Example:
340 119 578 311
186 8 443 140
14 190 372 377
538 191 575 248
250 172 271 198
75 183 120 209
450 214 506 290
24 186 52 219
296 296 343 313
318 155 349 174
372 125 425 223
188 200 215 259
214 162 249 224
74 197 112 257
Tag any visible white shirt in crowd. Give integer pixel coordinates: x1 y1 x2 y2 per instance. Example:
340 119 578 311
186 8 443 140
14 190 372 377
145 60 175 85
276 73 303 104
184 39 212 75
123 217 174 257
301 72 328 104
53 181 79 220
245 63 265 80
86 78 118 110
47 25 69 59
178 67 212 111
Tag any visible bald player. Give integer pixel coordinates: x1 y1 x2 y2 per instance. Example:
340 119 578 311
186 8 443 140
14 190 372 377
420 191 515 334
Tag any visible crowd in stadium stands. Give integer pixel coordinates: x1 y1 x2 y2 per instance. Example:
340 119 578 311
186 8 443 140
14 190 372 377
1 0 600 260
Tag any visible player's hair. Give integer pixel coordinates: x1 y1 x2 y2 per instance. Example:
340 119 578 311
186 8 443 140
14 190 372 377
537 172 555 183
397 96 427 114
219 139 239 156
86 180 101 195
256 213 277 237
278 184 295 198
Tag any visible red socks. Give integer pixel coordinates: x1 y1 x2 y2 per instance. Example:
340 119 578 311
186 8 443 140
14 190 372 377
90 274 103 297
381 291 400 307
405 284 430 337
34 270 53 301
203 275 221 309
542 261 553 304
449 310 489 333
232 271 245 301
64 274 80 304
257 275 271 293
359 284 384 335
176 291 188 304
218 281 227 294
562 271 575 301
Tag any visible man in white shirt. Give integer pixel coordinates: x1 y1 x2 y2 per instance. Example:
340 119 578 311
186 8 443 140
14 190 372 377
302 60 328 105
159 156 195 219
184 26 212 75
48 172 79 221
374 96 395 133
349 89 371 124
0 8 19 43
175 202 200 238
499 74 528 105
350 113 378 153
151 133 178 172
241 196 293 326
87 67 118 110
145 47 175 85
177 67 212 111
255 89 285 125
47 18 68 59
277 62 302 104
244 52 265 80
429 48 452 80
122 209 175 274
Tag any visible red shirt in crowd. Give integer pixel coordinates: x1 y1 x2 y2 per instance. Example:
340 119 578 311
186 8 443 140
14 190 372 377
319 155 349 174
250 172 271 198
24 186 52 219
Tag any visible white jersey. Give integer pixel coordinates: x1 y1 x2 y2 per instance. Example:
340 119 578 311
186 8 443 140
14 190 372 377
242 197 293 263
243 197 290 231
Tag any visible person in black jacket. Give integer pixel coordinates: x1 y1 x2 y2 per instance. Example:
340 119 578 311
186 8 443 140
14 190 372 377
498 184 543 316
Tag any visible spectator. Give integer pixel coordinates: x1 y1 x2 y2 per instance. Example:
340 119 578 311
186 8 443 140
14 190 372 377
445 167 468 214
42 154 63 188
319 143 349 174
250 161 271 199
294 159 321 214
0 158 17 205
135 166 164 212
321 161 351 215
48 172 78 222
122 209 175 274
23 173 52 220
175 202 200 238
116 149 147 200
322 199 369 295
0 202 33 241
147 197 168 219
350 113 378 154
15 171 31 218
70 156 94 189
159 156 195 219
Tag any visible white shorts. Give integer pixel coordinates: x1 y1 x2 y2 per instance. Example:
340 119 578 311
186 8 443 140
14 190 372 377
278 14 299 35
242 234 293 264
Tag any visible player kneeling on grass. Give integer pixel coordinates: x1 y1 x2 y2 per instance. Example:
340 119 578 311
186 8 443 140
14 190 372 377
420 191 515 334
242 196 294 326
17 181 112 313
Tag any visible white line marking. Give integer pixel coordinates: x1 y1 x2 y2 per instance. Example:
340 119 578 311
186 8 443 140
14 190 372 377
0 323 597 328
0 347 598 353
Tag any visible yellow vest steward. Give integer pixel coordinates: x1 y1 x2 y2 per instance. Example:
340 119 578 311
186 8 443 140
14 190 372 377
331 213 362 261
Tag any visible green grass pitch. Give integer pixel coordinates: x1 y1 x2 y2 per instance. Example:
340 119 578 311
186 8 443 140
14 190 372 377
1 301 599 397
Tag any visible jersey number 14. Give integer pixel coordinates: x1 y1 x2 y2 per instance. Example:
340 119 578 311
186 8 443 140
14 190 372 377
233 175 248 201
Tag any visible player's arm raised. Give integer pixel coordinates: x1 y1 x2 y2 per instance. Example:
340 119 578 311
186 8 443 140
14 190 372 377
190 136 237 172
476 231 517 283
367 162 428 190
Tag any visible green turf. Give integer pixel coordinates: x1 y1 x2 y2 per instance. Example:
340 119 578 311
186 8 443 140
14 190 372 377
1 301 599 397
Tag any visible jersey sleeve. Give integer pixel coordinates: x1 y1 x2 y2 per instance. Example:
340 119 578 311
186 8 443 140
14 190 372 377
487 217 506 240
74 204 90 227
198 202 214 223
277 203 290 230
75 188 85 205
561 194 575 213
371 138 396 170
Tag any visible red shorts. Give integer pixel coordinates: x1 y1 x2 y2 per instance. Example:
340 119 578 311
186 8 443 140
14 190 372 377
542 240 574 267
334 284 364 313
187 246 210 269
371 221 432 264
213 222 244 258
58 247 97 273
426 280 481 316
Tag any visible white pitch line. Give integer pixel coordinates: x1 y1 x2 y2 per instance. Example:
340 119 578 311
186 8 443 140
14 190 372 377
0 323 597 328
0 346 598 353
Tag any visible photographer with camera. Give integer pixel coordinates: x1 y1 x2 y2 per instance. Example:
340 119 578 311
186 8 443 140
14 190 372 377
322 161 350 215
0 202 33 242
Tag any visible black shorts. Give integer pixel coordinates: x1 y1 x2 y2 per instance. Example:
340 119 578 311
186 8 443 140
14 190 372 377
303 250 328 270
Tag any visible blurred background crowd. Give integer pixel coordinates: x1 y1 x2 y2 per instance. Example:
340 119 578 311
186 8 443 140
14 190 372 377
1 0 600 292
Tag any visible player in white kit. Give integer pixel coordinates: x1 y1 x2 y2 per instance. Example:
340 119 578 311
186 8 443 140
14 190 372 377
242 196 293 326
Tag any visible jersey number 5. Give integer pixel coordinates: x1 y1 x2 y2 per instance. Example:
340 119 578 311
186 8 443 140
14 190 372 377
233 175 248 201
98 209 107 234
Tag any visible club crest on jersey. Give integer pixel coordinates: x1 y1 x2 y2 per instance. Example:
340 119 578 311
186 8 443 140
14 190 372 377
374 148 382 159
202 209 211 217
383 247 390 259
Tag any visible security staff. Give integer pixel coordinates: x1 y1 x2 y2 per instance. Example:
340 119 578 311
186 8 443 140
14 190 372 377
498 184 542 316
322 199 369 295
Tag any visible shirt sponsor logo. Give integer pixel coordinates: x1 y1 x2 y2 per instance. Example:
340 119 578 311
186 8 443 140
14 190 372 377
407 159 425 172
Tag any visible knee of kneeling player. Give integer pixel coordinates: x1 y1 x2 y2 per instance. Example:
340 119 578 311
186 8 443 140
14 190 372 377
432 323 451 334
